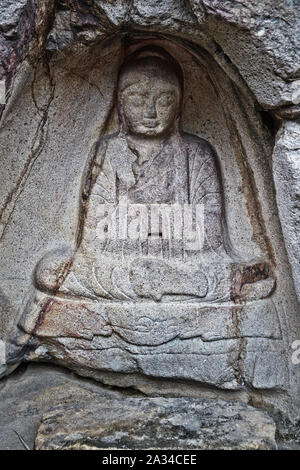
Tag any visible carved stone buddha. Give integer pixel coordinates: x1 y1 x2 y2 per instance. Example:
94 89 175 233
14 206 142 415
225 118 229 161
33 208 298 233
17 47 282 391
31 47 273 303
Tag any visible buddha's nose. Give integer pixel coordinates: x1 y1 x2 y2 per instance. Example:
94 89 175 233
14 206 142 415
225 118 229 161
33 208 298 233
145 98 157 118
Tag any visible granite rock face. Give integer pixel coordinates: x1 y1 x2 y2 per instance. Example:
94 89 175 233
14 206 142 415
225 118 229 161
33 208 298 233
35 395 277 450
0 363 132 450
0 0 300 429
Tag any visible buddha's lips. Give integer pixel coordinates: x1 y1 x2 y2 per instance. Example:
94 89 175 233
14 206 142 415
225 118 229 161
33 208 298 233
142 119 159 128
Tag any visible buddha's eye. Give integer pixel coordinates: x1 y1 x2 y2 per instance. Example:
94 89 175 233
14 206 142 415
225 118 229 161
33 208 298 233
127 93 145 106
156 93 174 107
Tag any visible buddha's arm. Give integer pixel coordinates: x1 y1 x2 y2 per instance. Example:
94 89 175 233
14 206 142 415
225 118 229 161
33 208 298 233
35 245 74 294
189 140 225 253
34 137 112 295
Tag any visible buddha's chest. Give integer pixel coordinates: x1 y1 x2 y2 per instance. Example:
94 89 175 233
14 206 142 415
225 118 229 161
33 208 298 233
122 164 179 204
119 151 189 204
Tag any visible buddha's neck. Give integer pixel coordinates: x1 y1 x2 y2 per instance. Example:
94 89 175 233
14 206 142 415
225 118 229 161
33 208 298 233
126 133 169 165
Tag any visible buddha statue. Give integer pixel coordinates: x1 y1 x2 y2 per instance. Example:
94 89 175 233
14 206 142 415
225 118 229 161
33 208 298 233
32 46 274 303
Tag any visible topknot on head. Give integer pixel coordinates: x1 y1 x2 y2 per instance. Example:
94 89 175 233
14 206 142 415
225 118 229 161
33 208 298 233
118 46 184 95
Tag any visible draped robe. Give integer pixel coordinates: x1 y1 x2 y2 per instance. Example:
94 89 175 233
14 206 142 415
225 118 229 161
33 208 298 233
60 132 232 302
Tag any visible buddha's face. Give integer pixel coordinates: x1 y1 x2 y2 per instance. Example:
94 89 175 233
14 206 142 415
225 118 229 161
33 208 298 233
120 73 181 137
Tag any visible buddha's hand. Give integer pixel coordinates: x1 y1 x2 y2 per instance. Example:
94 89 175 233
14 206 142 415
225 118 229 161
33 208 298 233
35 245 74 294
232 261 276 301
129 258 208 301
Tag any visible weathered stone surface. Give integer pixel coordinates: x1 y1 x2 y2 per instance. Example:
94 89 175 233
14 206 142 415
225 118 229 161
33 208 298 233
199 1 300 110
273 121 300 302
35 396 277 450
0 0 299 428
275 415 300 450
0 363 134 450
0 0 54 79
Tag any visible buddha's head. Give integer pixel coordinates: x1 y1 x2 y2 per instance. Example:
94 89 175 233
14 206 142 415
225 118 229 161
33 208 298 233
118 46 183 138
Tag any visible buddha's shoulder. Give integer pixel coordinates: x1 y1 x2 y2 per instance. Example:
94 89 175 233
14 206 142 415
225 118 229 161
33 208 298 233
181 132 216 155
90 133 129 166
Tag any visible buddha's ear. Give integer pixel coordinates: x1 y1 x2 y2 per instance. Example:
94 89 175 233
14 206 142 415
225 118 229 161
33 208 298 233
118 113 129 137
117 93 129 136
